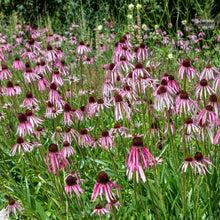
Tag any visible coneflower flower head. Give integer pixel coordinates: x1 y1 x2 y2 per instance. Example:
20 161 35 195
91 171 122 202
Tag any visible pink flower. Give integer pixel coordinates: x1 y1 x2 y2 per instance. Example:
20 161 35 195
154 85 173 111
12 57 25 70
167 75 179 93
35 126 47 139
61 141 75 157
106 200 121 211
175 91 196 114
200 64 219 80
63 127 79 143
194 152 215 175
132 62 151 84
0 64 12 80
114 56 134 73
125 137 156 183
20 92 39 109
91 204 109 216
179 117 199 134
214 128 220 145
194 79 214 99
109 123 128 137
64 174 84 197
100 130 114 150
197 105 220 126
6 199 23 218
77 41 89 54
91 171 122 202
25 109 43 127
5 81 15 96
38 74 50 90
52 69 63 86
24 67 40 83
137 43 149 61
63 103 73 126
10 136 33 156
111 94 131 121
14 82 22 95
178 59 199 82
16 113 34 137
179 155 195 172
78 128 93 147
46 144 70 175
208 94 219 115
45 101 63 119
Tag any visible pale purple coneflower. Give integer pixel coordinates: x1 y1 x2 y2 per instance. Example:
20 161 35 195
76 41 89 54
63 127 79 143
5 81 15 96
20 92 39 109
208 94 219 115
14 82 22 95
164 118 175 137
51 127 63 142
109 123 128 137
52 69 64 86
63 103 73 126
106 200 121 211
25 109 43 127
99 129 114 150
45 101 63 119
154 85 173 111
46 143 70 175
61 141 75 158
10 136 33 156
213 74 220 92
39 60 52 75
45 45 57 62
12 57 25 70
86 96 97 118
137 42 149 61
91 204 109 216
25 38 41 54
194 152 215 175
24 67 40 83
91 171 122 203
16 113 34 137
194 79 214 99
22 49 35 61
178 59 199 82
35 126 46 139
200 64 219 80
38 74 50 91
126 137 156 183
111 94 131 121
0 65 12 80
65 174 84 197
78 128 93 147
213 128 220 145
6 199 23 219
175 91 196 114
131 62 151 84
179 117 199 134
114 56 134 73
167 75 179 93
102 78 114 101
197 105 220 126
179 155 195 172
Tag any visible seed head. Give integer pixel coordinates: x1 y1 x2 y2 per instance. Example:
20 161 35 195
97 171 110 184
182 59 191 67
132 137 143 146
49 144 58 152
184 155 194 162
65 176 77 186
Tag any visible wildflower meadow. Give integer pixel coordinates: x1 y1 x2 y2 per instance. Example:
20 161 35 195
0 1 219 219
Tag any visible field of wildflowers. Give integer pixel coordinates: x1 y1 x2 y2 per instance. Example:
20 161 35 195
0 2 220 220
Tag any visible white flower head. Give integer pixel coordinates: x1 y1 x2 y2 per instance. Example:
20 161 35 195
97 25 103 31
127 14 133 19
128 4 134 10
137 4 142 9
182 20 187 25
168 53 173 59
154 25 159 29
142 24 147 29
